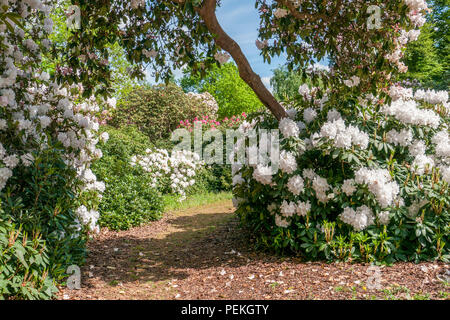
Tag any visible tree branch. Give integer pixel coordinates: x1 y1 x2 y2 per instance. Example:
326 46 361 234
195 0 288 121
275 0 342 22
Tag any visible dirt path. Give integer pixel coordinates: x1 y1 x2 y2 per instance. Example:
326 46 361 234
57 200 449 300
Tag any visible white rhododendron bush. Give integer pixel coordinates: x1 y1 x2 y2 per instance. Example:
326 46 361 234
0 0 111 298
227 0 450 263
131 149 203 201
233 85 449 262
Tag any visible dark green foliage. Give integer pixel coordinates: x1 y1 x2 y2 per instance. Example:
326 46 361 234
0 145 90 299
0 217 58 300
92 126 164 231
190 165 232 195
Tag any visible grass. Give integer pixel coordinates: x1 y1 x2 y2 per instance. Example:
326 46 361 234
163 191 232 212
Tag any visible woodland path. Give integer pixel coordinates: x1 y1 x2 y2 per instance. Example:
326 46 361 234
57 200 449 300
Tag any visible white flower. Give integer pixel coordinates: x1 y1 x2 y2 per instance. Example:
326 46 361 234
298 84 310 97
327 109 342 122
280 200 296 217
302 168 316 180
106 97 117 108
279 117 299 138
339 206 375 231
344 75 360 88
432 131 450 159
273 8 289 19
303 108 317 124
312 175 330 203
440 166 450 183
382 99 440 129
275 215 290 228
355 168 399 208
287 175 304 195
378 211 391 225
411 154 434 175
252 165 273 185
296 201 311 216
286 108 298 120
342 179 357 196
100 132 109 143
409 140 426 157
3 154 19 168
0 167 13 191
75 205 100 232
334 132 352 149
279 151 297 174
386 128 413 147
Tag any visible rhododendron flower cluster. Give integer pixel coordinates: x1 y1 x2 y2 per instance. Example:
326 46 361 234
131 149 203 200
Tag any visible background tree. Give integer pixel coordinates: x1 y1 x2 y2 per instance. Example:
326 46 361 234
429 0 449 90
402 23 443 87
270 66 304 101
47 1 142 99
64 0 427 120
401 0 448 89
269 65 327 101
179 63 263 119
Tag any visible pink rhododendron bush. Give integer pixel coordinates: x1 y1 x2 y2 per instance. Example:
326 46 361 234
0 0 111 298
233 85 449 263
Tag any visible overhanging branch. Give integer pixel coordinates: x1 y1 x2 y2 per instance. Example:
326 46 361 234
194 0 288 121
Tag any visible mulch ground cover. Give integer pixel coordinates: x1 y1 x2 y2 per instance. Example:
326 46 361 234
57 200 449 300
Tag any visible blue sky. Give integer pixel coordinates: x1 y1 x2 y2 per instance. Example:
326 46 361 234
216 0 288 87
147 1 288 88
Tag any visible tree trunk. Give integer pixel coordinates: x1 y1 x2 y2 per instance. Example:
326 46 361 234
196 0 288 121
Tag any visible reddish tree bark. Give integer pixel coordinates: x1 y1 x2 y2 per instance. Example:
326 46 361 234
195 0 288 121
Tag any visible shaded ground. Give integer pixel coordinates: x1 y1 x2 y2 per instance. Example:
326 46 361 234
57 200 449 300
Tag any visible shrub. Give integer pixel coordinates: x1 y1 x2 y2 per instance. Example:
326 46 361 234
189 165 232 194
109 83 218 141
1 146 91 283
0 216 58 300
0 5 108 299
174 112 250 193
233 85 449 263
92 126 164 231
131 149 204 200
